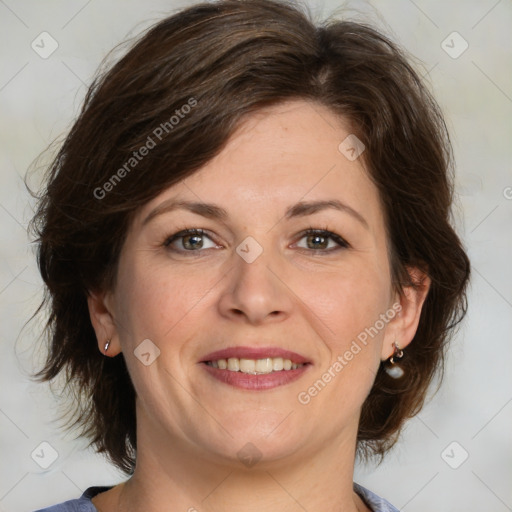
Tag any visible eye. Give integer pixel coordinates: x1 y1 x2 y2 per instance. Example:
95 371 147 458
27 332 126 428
162 227 349 255
163 229 219 252
294 228 349 253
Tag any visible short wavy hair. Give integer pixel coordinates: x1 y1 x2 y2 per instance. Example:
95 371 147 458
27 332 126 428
29 0 470 474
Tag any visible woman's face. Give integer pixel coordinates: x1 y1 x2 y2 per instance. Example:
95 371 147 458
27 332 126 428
101 99 402 466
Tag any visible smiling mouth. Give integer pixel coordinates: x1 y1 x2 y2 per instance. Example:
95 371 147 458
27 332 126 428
204 357 309 374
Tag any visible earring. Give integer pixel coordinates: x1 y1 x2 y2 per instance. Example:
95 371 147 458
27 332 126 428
103 339 111 355
385 341 404 379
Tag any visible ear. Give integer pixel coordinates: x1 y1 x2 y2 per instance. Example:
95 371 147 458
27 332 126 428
87 289 122 357
381 266 431 361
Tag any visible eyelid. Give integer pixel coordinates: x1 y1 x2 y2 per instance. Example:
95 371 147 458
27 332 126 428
163 228 219 248
162 226 350 254
292 227 350 252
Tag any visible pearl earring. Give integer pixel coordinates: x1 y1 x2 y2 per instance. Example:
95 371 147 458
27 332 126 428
385 341 404 379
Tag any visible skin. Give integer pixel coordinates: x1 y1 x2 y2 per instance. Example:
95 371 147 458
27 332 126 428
88 99 430 512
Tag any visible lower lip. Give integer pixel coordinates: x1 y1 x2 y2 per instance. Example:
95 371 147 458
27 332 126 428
201 362 311 390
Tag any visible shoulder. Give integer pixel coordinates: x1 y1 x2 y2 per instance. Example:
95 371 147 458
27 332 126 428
354 482 400 512
32 486 112 512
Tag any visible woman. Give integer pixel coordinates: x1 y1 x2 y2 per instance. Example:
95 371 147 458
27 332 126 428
29 0 470 511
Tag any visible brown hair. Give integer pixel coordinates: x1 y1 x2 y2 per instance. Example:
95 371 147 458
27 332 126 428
28 0 470 473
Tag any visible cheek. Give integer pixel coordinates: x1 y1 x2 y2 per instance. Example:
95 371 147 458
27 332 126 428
293 279 389 428
114 253 219 346
112 256 214 405
301 274 388 409
303 263 391 346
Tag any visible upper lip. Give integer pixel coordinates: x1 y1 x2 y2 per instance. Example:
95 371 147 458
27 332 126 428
200 346 310 364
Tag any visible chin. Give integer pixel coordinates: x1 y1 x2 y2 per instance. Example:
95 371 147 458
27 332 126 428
198 415 306 464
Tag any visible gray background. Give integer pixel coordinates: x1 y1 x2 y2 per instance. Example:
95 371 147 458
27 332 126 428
1 0 511 511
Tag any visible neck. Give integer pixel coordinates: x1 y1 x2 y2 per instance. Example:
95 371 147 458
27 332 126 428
114 409 368 512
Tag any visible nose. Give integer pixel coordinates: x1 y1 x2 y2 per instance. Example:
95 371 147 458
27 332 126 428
217 244 293 325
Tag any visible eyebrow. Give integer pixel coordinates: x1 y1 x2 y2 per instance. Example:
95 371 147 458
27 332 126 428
142 198 369 229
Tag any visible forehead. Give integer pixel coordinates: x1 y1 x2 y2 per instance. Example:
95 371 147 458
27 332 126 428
136 99 382 229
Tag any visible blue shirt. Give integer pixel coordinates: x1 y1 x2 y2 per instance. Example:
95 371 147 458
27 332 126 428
33 483 399 511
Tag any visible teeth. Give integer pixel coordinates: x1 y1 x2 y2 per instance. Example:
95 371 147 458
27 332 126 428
272 357 284 371
256 358 273 373
227 357 239 371
239 358 255 373
206 357 305 374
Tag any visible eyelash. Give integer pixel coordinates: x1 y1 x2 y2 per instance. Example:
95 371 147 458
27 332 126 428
162 226 350 255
